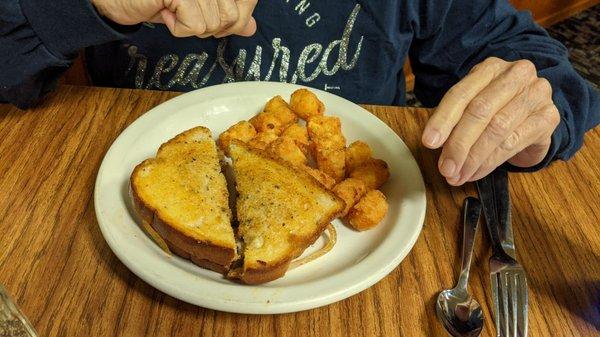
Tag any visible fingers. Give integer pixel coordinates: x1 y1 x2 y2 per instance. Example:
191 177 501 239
451 77 551 185
162 0 207 37
214 0 258 37
438 60 538 180
196 0 239 38
199 0 221 33
159 0 256 38
466 104 560 182
216 0 240 30
422 57 510 149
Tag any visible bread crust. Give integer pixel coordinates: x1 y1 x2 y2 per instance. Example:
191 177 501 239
130 158 236 274
235 259 292 284
236 218 336 284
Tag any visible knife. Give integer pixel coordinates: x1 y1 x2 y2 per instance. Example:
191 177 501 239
476 169 528 337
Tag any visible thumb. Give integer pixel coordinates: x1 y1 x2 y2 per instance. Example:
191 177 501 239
158 8 177 29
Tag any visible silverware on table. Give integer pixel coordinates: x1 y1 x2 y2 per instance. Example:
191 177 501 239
0 284 38 337
476 169 528 337
436 197 484 337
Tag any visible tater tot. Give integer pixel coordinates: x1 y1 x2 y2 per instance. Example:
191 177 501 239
282 124 309 150
247 132 279 150
267 137 308 167
264 95 293 114
250 96 298 135
345 141 372 172
303 166 336 189
332 178 367 217
345 190 389 231
218 121 257 154
315 148 346 182
308 116 347 181
249 112 282 134
249 111 293 135
290 89 325 120
349 159 390 190
307 115 346 150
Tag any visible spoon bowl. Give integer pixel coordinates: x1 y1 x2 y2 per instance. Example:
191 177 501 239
436 288 484 337
435 197 484 337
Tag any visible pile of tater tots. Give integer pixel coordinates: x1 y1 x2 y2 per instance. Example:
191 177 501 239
219 88 390 231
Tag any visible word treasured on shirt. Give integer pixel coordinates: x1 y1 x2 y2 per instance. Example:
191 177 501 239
126 5 363 91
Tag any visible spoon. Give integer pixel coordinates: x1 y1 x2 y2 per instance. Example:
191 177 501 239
436 197 484 337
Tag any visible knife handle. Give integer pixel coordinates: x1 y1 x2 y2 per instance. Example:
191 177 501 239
476 169 511 258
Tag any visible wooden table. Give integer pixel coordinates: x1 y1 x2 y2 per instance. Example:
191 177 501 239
1 85 598 337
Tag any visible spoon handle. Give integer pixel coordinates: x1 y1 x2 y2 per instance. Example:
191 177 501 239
457 197 482 291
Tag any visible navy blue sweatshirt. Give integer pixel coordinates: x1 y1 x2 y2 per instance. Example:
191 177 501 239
1 0 598 170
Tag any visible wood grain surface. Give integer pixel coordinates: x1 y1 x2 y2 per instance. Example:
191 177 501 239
0 85 598 337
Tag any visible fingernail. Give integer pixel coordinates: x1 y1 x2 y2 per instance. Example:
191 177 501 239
423 130 441 147
440 159 457 177
447 175 461 185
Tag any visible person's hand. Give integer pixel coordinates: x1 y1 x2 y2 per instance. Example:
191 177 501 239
92 0 258 38
421 57 560 185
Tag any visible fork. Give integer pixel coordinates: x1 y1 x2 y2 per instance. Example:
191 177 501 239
476 169 528 337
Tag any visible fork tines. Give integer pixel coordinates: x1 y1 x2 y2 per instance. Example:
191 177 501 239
491 265 528 337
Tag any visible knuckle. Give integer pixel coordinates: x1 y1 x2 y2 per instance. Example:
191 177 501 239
194 21 207 35
533 77 552 96
543 105 561 127
447 85 470 103
487 114 512 138
465 97 493 121
204 19 220 33
500 132 520 152
512 59 536 77
221 10 239 28
485 56 504 66
479 57 505 74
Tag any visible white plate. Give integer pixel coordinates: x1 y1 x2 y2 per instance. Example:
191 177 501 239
94 82 426 314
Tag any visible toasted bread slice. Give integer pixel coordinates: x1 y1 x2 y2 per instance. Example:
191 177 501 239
228 141 344 284
131 126 236 273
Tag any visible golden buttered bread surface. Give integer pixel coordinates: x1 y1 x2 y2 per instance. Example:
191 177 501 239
131 127 235 250
229 141 344 272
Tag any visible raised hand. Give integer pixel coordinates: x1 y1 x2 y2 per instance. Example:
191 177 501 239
92 0 258 38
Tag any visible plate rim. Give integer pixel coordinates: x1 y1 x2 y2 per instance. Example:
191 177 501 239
94 81 426 314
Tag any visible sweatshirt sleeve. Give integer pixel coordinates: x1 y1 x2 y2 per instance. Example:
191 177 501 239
0 0 134 109
407 0 600 170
